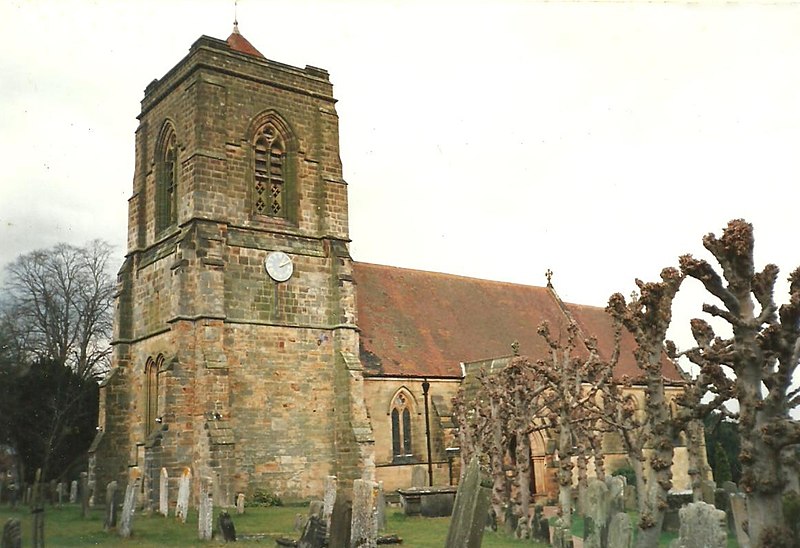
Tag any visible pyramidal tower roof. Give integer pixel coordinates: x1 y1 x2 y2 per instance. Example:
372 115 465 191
226 21 264 58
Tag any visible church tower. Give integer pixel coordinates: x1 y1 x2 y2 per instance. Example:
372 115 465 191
89 26 375 504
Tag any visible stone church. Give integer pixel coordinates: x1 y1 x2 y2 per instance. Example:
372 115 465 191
89 26 694 506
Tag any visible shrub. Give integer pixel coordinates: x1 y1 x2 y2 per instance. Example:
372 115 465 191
250 489 283 507
611 465 636 489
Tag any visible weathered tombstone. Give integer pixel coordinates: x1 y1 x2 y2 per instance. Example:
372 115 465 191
375 482 386 532
103 481 118 531
218 510 236 542
308 500 324 520
444 457 491 548
235 492 245 515
118 468 141 538
158 468 169 516
721 481 738 494
701 480 716 505
729 493 750 548
608 512 633 548
175 467 191 523
56 482 64 507
80 472 90 518
298 515 327 548
606 476 625 515
552 516 574 548
675 501 727 548
294 513 306 531
329 490 352 548
584 479 610 548
69 480 78 504
198 477 214 541
1 518 21 548
351 478 377 548
323 476 337 538
411 466 427 488
31 469 44 548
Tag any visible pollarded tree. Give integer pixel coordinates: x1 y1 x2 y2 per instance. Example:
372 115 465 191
606 268 684 548
679 219 800 546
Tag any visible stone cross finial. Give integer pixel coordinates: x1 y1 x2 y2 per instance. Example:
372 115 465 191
545 269 553 288
511 341 520 356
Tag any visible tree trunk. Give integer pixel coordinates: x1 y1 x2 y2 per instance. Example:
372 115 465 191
490 400 506 521
685 419 706 502
575 443 588 517
515 430 531 531
557 419 574 529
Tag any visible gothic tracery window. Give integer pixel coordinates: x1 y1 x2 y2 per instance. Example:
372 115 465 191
391 392 413 461
254 122 286 217
156 127 178 232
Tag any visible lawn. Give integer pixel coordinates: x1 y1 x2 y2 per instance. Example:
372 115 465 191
0 503 547 547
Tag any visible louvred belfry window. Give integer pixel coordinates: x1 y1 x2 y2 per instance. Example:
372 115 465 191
254 123 286 217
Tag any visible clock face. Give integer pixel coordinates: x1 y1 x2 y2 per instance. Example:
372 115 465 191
264 251 294 282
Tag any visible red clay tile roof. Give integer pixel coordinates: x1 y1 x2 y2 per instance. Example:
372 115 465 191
353 262 683 382
226 24 264 58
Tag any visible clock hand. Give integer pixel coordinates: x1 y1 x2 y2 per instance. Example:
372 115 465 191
279 259 291 267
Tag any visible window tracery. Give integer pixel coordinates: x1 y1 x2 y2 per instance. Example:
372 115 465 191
254 122 286 217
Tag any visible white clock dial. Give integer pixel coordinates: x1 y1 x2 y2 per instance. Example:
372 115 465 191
264 251 294 282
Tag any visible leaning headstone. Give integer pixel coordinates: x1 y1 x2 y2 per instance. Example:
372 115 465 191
328 490 352 548
103 481 118 531
608 512 633 548
729 493 750 548
675 501 727 548
323 476 337 538
1 518 21 548
584 479 610 548
175 467 191 523
411 466 427 488
444 457 491 548
118 469 141 538
69 481 78 504
218 510 236 542
198 477 214 541
298 515 327 548
80 472 90 518
158 468 168 517
236 492 245 515
351 478 378 548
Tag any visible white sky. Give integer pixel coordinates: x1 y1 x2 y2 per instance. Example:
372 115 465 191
2 0 800 353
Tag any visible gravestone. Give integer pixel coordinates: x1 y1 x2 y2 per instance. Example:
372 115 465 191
375 482 386 532
175 467 191 523
675 501 727 548
664 491 693 533
608 512 633 548
329 490 352 548
158 468 169 516
69 481 77 504
729 493 750 548
551 516 574 548
218 510 236 542
1 518 21 548
103 481 118 531
56 483 64 507
721 481 737 494
411 466 427 488
298 515 327 548
606 476 625 514
308 500 324 520
584 479 610 548
351 478 377 548
294 513 306 531
198 478 214 541
118 469 141 538
503 504 518 536
80 472 90 518
444 457 491 548
323 476 337 538
701 480 716 504
236 492 245 515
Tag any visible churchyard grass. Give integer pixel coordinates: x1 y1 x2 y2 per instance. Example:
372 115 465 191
0 504 546 547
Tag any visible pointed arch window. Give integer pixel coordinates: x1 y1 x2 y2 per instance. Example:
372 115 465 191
156 128 178 232
144 355 162 437
254 122 286 217
391 392 413 461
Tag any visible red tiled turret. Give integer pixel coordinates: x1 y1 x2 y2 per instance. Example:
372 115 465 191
226 22 264 58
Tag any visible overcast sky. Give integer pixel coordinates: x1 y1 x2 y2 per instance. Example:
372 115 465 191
2 0 800 351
